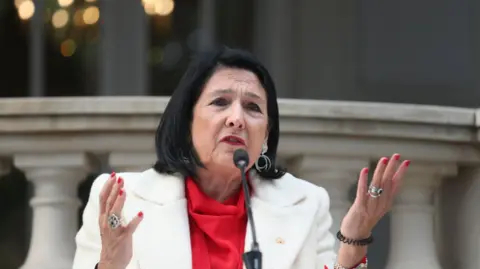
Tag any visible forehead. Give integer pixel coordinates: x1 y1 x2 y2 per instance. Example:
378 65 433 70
203 67 266 97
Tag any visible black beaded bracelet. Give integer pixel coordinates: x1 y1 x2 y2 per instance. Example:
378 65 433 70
336 231 374 246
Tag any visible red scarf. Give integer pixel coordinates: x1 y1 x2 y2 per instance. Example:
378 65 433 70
185 177 248 269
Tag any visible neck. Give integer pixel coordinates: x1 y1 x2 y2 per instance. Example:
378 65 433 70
195 169 242 202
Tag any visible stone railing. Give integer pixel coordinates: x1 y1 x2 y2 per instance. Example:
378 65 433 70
0 97 479 269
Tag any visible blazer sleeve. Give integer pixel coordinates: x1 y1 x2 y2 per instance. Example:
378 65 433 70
314 187 338 269
73 173 111 269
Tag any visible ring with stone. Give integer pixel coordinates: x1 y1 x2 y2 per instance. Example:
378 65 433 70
108 213 122 230
368 185 383 198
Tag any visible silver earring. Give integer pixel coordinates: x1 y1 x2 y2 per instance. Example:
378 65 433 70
255 142 271 171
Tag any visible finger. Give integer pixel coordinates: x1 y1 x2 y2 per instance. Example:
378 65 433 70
110 188 126 217
105 176 124 215
391 160 410 197
127 211 144 234
379 154 401 205
99 172 117 215
370 157 389 187
355 167 369 206
382 153 401 185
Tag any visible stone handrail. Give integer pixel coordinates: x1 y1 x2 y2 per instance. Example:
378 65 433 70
0 97 478 269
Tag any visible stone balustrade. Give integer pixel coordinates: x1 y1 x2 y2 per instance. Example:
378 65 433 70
0 97 479 269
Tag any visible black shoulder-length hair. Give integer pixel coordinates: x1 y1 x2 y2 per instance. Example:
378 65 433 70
153 46 286 180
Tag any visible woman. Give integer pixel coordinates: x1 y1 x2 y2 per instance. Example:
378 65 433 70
73 47 410 269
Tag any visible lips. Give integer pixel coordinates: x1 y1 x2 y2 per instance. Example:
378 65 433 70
220 135 246 146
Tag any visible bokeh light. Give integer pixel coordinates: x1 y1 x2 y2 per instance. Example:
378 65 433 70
60 39 77 57
142 0 175 16
17 0 35 20
52 9 69 28
57 0 74 8
155 0 174 16
83 6 100 25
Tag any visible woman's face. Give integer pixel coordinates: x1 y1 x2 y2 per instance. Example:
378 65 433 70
191 67 269 173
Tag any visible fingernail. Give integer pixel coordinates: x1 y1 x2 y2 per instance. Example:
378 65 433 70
118 189 124 196
117 177 123 184
363 168 369 174
138 211 144 218
382 157 389 164
110 171 116 179
405 160 411 166
394 154 400 160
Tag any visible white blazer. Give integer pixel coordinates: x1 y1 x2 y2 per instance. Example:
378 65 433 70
73 169 338 269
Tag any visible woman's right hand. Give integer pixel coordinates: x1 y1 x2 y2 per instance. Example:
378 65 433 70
97 172 144 269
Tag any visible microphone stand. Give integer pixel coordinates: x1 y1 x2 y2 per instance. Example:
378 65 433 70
238 163 262 269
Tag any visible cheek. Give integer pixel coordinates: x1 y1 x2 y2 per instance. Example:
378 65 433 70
191 110 221 156
247 119 268 158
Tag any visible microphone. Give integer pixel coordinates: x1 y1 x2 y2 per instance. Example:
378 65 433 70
233 149 262 269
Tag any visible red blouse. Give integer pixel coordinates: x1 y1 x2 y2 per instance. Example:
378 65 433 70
185 176 367 269
185 177 247 269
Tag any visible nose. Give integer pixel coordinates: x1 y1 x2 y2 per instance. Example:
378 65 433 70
225 103 245 129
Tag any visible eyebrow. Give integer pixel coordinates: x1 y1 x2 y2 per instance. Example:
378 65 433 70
210 88 264 100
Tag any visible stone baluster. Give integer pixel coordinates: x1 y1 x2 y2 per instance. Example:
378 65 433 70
385 163 457 269
15 153 88 269
294 156 369 250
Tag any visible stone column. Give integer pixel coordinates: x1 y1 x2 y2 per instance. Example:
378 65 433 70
198 0 216 50
294 0 357 100
108 152 157 172
15 153 88 269
98 0 148 95
440 166 480 269
29 0 45 97
253 0 295 98
385 163 457 269
295 156 368 250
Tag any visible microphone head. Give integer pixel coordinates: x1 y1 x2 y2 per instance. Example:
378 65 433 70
233 149 249 168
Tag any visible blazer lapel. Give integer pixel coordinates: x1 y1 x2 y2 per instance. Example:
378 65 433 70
244 172 318 269
125 169 316 269
129 169 192 269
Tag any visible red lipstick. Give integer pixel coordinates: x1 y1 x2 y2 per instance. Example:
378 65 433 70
220 135 246 146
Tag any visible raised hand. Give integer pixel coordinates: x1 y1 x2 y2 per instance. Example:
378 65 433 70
97 173 143 269
340 153 410 239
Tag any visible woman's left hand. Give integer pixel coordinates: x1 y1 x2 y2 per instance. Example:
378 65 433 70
339 153 410 239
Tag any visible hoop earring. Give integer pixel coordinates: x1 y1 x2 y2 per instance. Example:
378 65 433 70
255 142 271 171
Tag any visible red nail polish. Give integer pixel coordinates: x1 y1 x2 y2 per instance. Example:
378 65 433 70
394 154 400 160
110 172 116 179
138 211 144 218
117 177 123 184
118 189 124 196
405 160 411 166
382 158 389 164
363 168 369 174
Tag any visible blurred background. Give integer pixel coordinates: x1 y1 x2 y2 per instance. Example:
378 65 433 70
1 0 480 268
3 0 480 105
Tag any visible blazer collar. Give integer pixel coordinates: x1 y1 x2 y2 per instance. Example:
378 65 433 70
249 170 306 207
131 168 306 207
131 168 185 204
131 169 317 269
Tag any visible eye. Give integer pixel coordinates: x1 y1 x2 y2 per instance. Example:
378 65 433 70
209 97 229 107
245 102 262 113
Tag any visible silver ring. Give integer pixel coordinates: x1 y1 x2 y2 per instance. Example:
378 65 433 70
108 213 122 230
368 185 383 198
